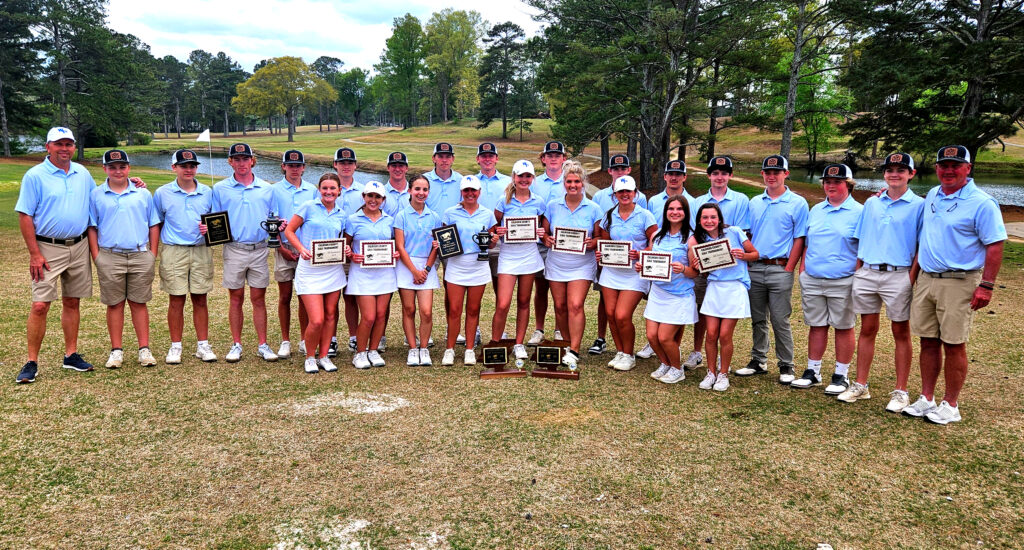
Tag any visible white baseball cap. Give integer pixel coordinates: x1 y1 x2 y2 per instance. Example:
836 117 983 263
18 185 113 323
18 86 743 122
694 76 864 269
612 176 637 192
512 160 535 175
362 181 387 196
46 127 75 143
460 175 482 190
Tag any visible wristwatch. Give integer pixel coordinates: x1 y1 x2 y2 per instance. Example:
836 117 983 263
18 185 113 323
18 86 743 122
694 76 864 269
424 265 432 273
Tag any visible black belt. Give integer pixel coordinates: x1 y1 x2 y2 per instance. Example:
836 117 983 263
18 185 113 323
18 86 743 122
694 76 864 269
757 258 788 266
868 263 910 272
37 233 86 246
924 270 979 279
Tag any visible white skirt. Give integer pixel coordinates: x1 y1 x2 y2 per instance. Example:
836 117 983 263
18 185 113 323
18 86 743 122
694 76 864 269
295 259 347 295
599 265 650 293
497 241 544 275
397 255 440 290
345 262 397 296
643 284 698 325
444 252 491 287
545 250 597 282
700 280 751 319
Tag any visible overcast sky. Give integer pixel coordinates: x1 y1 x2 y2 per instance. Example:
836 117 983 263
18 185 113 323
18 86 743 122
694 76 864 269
106 0 543 73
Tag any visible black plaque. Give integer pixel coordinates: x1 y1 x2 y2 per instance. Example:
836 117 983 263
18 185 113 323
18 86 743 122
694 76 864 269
536 346 562 365
432 224 463 259
482 346 508 366
201 211 233 246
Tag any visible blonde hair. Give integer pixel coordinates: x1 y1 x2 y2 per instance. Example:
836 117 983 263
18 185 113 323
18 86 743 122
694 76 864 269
505 172 534 203
561 160 587 187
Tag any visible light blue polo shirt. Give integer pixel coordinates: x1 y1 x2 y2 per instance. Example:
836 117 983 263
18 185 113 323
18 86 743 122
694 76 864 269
273 179 318 221
424 169 463 215
153 180 214 245
441 204 497 256
15 157 95 239
804 195 863 279
749 187 809 260
382 181 411 217
394 203 442 258
211 175 277 243
346 209 396 251
294 199 346 250
496 192 547 219
694 187 751 230
591 186 649 214
477 171 511 210
650 231 694 296
705 226 751 289
531 172 565 204
599 205 657 251
649 189 698 230
918 179 1007 273
854 188 924 267
89 180 161 249
546 197 603 237
338 181 366 217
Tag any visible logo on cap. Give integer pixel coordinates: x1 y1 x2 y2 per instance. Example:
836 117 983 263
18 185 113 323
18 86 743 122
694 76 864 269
943 147 959 158
715 157 726 165
109 151 122 160
342 150 352 158
668 161 681 169
766 157 778 167
482 144 493 152
890 154 902 163
439 144 450 152
288 152 299 161
827 166 840 176
182 151 194 160
234 145 245 153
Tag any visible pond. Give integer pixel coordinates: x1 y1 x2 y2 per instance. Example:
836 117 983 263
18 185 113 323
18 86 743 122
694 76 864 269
126 152 386 185
798 170 1024 206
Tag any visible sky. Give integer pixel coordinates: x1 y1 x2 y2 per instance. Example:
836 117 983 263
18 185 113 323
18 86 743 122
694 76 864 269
106 0 543 73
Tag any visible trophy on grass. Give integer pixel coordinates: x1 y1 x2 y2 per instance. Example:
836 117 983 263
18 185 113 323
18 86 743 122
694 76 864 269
531 336 579 380
472 226 492 261
261 211 284 248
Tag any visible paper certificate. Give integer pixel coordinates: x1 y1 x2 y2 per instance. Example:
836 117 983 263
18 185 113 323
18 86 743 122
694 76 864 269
504 216 539 243
597 240 632 267
553 226 587 255
432 224 463 259
201 211 233 246
360 240 397 268
639 251 672 282
310 239 346 266
692 238 737 273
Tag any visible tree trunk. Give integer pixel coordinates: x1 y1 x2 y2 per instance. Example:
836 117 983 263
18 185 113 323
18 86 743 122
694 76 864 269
501 88 508 140
0 75 10 157
287 108 295 142
175 98 182 138
441 88 449 122
222 106 230 137
626 136 637 162
706 60 721 162
781 1 807 159
600 135 609 170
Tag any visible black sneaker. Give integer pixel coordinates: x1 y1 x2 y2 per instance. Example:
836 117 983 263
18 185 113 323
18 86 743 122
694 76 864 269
735 359 767 376
16 361 37 384
347 336 357 352
778 365 796 385
327 340 338 358
790 368 821 389
823 373 850 395
62 353 93 372
588 338 607 355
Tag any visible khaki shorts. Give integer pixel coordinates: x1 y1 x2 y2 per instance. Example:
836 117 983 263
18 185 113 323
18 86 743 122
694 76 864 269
911 271 981 344
694 273 708 307
274 246 298 283
487 248 500 278
32 239 93 302
851 266 913 321
159 243 213 295
222 243 270 289
96 249 155 305
800 272 855 329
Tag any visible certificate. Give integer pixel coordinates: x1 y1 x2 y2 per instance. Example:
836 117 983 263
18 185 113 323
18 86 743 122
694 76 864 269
553 226 587 255
504 216 538 243
639 251 672 282
692 238 737 273
201 211 233 246
360 240 397 268
431 224 463 259
310 239 346 265
597 240 632 267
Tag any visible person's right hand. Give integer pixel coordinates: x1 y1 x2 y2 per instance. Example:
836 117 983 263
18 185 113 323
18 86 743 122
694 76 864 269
30 253 50 282
299 247 312 261
198 223 208 235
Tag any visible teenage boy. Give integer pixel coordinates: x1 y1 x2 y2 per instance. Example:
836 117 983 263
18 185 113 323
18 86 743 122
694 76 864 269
736 155 807 384
332 147 365 355
836 152 923 410
527 141 569 344
382 151 411 217
273 150 317 359
476 143 511 315
88 150 161 369
424 142 463 215
211 143 281 363
153 149 217 364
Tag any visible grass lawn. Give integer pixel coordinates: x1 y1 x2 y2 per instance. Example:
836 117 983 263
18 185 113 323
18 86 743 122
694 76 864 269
0 157 1022 548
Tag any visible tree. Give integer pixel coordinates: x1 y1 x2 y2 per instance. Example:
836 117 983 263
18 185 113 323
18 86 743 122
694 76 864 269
477 22 527 138
232 56 337 142
35 0 105 129
375 14 425 128
337 68 369 126
424 8 486 122
157 55 188 138
311 55 343 130
0 0 45 156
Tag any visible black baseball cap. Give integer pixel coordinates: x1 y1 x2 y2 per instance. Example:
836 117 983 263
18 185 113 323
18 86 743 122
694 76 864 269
171 149 201 166
282 150 305 165
936 145 971 164
882 152 915 171
542 141 565 155
433 142 454 155
821 163 853 180
228 143 253 157
609 154 630 168
387 151 408 165
334 147 357 162
664 159 686 174
761 155 789 171
706 156 733 173
103 149 130 165
477 142 498 156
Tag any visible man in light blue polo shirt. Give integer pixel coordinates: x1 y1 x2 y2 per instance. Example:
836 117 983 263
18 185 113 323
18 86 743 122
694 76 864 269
382 151 412 217
273 149 318 359
15 127 96 383
424 142 463 215
526 141 569 344
331 147 369 354
211 143 282 363
736 155 808 384
476 142 511 296
903 145 1006 425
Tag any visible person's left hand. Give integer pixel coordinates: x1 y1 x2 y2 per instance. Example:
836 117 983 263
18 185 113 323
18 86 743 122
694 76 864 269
970 286 992 310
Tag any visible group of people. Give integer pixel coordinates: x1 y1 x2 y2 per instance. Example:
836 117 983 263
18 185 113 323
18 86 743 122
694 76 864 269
15 127 1007 426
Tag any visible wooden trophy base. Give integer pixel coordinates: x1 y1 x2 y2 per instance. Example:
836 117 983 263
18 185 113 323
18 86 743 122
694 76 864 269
530 339 579 380
480 339 528 379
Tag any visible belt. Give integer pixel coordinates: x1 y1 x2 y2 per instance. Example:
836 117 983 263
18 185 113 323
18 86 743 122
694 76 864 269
37 233 86 246
227 241 268 250
100 245 149 254
924 270 980 279
868 264 910 272
757 258 789 266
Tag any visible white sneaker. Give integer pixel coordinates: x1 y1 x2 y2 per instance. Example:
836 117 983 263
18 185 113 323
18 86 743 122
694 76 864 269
562 349 579 370
713 372 730 391
554 330 563 341
195 342 217 362
513 344 529 360
608 351 625 368
637 342 655 359
660 367 685 384
837 382 871 403
303 357 319 374
441 348 456 366
464 348 476 365
407 349 420 366
226 343 243 363
318 356 337 372
138 347 157 367
651 363 671 379
165 346 182 365
527 330 544 345
367 350 385 367
456 334 467 346
277 340 291 359
886 390 910 413
501 332 510 340
902 395 937 418
352 352 371 369
257 343 278 362
378 335 387 352
298 340 306 355
698 370 716 390
427 337 434 348
106 349 124 369
924 400 962 425
419 348 432 366
683 351 703 369
613 354 636 371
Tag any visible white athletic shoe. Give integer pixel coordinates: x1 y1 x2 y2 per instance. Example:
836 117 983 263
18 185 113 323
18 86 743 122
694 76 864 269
562 349 579 370
683 351 703 369
419 348 432 366
660 367 685 384
138 347 157 367
195 342 217 362
165 346 182 365
352 352 371 369
318 356 337 372
303 357 319 374
698 370 716 390
298 340 306 355
277 341 291 359
527 330 545 345
455 334 467 346
464 348 476 365
367 350 386 367
636 343 655 359
378 335 387 352
713 372 730 391
886 390 910 413
407 349 420 366
225 343 243 363
105 349 124 369
651 363 671 379
441 348 456 366
513 344 529 360
902 395 937 418
608 351 625 368
257 343 278 362
554 330 563 341
613 354 636 371
924 400 961 425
